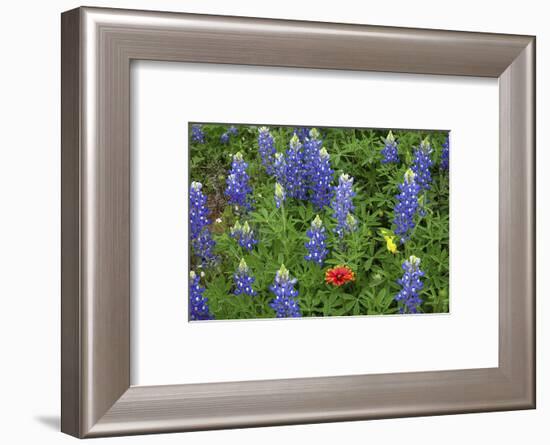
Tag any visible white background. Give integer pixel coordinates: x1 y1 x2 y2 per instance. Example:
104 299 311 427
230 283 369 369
132 61 498 385
0 0 547 444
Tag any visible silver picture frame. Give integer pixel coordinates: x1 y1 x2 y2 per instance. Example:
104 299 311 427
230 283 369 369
61 6 535 438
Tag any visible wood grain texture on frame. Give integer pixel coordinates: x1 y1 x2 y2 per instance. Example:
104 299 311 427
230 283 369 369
61 6 535 438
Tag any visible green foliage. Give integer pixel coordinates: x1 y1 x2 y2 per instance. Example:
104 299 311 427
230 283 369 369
190 123 449 319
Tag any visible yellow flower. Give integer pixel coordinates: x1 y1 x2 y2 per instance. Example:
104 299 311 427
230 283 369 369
384 235 398 254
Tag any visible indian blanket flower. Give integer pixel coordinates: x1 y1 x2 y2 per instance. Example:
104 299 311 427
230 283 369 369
325 265 355 287
189 271 213 320
274 182 286 209
233 258 257 297
225 152 253 210
284 133 308 199
395 255 425 313
189 181 216 263
381 130 400 164
331 173 357 238
440 136 449 171
230 221 258 251
305 215 329 266
393 169 421 243
412 137 434 190
258 127 276 175
191 124 205 144
269 264 302 318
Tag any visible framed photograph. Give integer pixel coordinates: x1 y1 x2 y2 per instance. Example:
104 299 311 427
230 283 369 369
61 7 535 438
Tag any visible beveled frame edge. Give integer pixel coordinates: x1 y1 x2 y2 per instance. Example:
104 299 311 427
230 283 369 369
61 6 535 438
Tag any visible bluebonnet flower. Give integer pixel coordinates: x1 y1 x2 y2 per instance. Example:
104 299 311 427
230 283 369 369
303 128 322 166
258 127 276 175
274 182 286 209
308 147 334 210
440 136 449 171
221 126 238 144
393 169 421 243
220 132 230 144
305 215 329 266
189 271 214 320
331 173 357 238
189 181 216 263
381 130 399 164
230 221 258 251
233 258 257 297
293 127 311 143
273 153 286 187
284 134 307 199
225 152 253 210
302 128 330 208
191 124 205 144
269 264 302 318
395 255 425 314
412 137 434 190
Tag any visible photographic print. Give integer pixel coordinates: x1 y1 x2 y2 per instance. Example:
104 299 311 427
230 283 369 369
189 123 449 321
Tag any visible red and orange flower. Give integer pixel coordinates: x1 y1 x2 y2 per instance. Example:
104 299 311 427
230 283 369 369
325 265 355 287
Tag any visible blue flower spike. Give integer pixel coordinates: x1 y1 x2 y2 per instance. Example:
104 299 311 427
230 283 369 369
230 221 258 251
440 136 449 171
331 173 357 238
393 168 421 243
412 137 434 190
395 255 425 314
269 264 302 318
308 143 334 211
284 133 307 200
189 271 214 320
191 124 206 144
225 151 253 211
233 258 257 297
258 127 276 175
381 130 399 164
189 181 216 264
305 215 329 266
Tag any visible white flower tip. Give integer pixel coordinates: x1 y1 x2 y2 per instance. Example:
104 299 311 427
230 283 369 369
312 214 323 228
274 182 285 199
408 255 421 267
404 169 416 184
278 263 290 280
190 181 202 191
238 258 248 271
309 128 320 139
